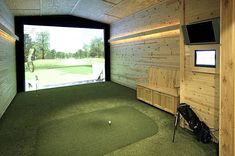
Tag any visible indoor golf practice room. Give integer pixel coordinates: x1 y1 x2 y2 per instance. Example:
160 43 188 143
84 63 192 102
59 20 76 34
0 0 234 156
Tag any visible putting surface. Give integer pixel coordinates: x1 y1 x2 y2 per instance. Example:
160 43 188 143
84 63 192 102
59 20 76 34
36 106 158 156
0 82 217 156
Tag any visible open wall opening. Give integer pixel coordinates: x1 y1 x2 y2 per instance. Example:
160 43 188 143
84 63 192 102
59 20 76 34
24 25 105 91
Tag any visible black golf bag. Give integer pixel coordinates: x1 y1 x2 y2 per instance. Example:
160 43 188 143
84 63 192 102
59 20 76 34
176 103 212 143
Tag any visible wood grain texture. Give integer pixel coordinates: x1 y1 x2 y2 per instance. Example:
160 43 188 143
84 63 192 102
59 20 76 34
111 0 180 37
180 0 220 140
111 37 180 89
136 67 180 114
179 0 185 102
106 0 163 19
147 67 180 90
185 45 220 74
137 67 180 96
220 0 235 155
0 1 16 118
184 0 220 24
109 24 180 42
111 0 180 89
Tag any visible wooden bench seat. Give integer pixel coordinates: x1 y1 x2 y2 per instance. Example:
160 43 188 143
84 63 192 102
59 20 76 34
137 82 179 97
136 67 180 114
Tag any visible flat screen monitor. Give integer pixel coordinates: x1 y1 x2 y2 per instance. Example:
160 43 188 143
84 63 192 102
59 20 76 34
187 21 215 43
182 18 220 45
195 50 216 68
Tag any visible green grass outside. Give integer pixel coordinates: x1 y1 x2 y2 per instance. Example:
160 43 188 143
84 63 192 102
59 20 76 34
25 66 93 80
28 58 104 70
25 58 105 90
56 66 92 74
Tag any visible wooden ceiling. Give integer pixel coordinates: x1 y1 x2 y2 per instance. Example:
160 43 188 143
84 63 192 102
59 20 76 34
4 0 164 23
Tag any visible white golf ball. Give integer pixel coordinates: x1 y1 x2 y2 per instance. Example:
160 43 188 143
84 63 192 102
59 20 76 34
108 121 112 125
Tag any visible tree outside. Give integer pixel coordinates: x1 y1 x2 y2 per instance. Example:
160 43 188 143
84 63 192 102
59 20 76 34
24 25 105 91
24 32 104 61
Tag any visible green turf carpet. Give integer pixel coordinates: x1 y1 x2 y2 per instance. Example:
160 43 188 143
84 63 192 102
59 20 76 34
36 106 158 156
0 82 217 156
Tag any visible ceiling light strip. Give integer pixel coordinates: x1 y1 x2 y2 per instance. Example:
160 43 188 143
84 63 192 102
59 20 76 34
109 23 180 42
112 22 180 39
0 29 16 43
110 29 180 44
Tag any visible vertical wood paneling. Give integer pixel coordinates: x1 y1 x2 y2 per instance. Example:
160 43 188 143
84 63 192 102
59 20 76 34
111 0 220 140
220 0 235 155
180 0 220 140
0 1 16 118
111 0 180 89
179 0 185 100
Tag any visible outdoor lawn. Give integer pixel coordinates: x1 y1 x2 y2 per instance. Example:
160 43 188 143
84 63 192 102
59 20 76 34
25 58 105 91
24 25 105 91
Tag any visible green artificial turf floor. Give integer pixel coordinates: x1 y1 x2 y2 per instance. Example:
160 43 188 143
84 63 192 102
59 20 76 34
36 106 158 156
0 82 217 156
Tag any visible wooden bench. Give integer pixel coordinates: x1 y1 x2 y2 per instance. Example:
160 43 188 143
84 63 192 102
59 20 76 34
136 67 180 114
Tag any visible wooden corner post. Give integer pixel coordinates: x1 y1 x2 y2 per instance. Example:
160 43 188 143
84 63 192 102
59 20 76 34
220 0 235 155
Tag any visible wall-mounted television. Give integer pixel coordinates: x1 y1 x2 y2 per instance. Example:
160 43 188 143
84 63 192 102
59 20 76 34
182 18 220 45
195 50 216 68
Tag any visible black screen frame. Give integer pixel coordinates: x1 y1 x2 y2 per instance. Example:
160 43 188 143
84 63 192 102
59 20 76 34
15 15 110 92
194 49 216 68
182 18 220 45
187 21 216 43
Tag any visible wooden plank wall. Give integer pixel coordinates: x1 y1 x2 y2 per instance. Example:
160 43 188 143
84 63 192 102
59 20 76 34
0 1 16 118
220 0 235 155
111 0 220 141
110 0 180 89
180 0 220 139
